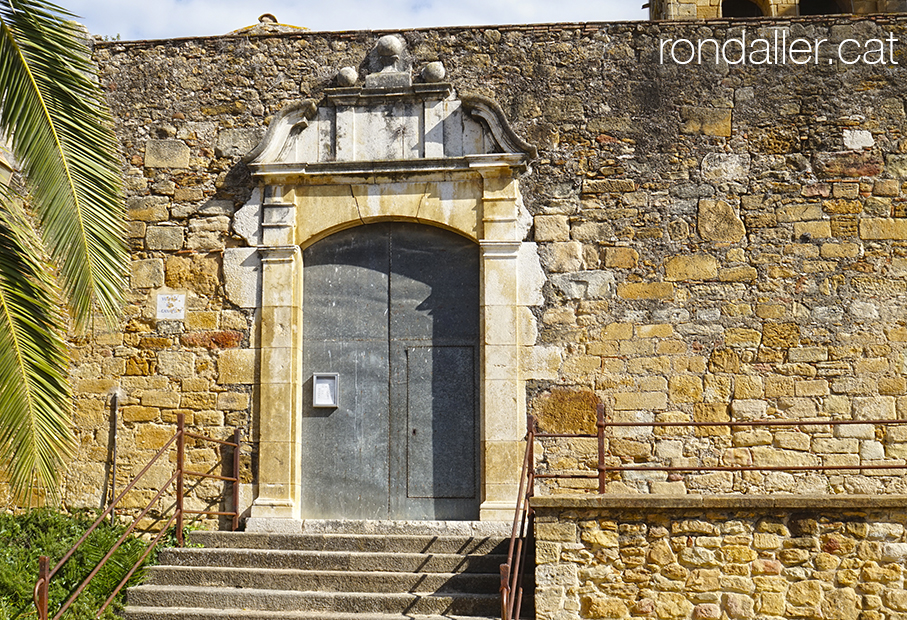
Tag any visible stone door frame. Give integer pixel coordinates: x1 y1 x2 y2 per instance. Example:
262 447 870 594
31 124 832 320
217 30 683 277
245 156 532 529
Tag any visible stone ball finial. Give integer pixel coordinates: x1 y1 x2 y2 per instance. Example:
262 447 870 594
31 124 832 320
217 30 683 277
337 67 358 87
376 35 404 59
259 13 278 24
421 62 446 83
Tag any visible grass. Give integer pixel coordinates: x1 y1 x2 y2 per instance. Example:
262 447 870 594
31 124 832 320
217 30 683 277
0 509 153 620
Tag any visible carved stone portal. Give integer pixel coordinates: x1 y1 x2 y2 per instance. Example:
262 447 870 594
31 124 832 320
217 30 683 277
237 35 539 529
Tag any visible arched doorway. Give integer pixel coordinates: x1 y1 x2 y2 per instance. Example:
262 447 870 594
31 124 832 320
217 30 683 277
722 0 765 15
300 222 480 520
242 36 538 529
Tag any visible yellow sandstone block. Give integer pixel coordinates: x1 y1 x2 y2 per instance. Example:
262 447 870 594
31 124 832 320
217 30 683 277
617 282 674 300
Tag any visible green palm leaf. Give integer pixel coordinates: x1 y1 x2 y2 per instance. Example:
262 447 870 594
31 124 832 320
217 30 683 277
0 0 125 328
0 0 126 499
0 199 72 501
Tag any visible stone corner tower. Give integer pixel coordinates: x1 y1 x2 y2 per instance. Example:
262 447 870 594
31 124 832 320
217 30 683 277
649 0 906 20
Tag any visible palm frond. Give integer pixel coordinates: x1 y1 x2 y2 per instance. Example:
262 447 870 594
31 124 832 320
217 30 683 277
0 192 73 500
0 0 125 330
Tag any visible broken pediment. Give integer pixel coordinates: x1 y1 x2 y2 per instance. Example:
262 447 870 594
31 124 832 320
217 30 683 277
244 35 536 178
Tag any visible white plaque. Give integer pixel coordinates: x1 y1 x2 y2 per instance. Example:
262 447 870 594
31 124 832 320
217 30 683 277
313 373 339 408
156 293 186 320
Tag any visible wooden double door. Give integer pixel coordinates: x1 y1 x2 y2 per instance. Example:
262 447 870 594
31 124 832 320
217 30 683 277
300 223 480 520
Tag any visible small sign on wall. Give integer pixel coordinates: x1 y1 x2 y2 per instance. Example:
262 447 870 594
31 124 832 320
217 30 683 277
313 373 339 408
156 293 186 320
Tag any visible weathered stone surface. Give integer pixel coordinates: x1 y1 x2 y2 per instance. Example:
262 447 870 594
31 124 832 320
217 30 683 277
535 388 599 434
217 349 257 384
701 153 750 181
723 593 754 619
614 391 667 411
215 128 264 157
146 225 184 251
535 215 570 241
656 592 694 619
617 282 674 300
787 580 822 606
222 248 261 308
540 241 583 272
145 139 190 168
131 259 164 289
180 330 243 349
584 596 630 619
156 351 195 378
665 254 718 281
693 403 730 437
814 151 883 178
42 15 907 541
127 196 170 222
762 323 800 348
233 189 262 246
604 247 639 268
583 179 636 193
681 107 731 137
860 218 907 239
669 375 703 404
551 271 615 299
698 200 746 242
165 254 219 296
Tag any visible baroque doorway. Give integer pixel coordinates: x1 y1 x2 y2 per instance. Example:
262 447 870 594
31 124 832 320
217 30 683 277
240 34 538 528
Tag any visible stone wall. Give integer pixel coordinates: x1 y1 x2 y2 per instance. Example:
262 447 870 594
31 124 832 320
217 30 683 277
30 13 907 514
533 496 907 620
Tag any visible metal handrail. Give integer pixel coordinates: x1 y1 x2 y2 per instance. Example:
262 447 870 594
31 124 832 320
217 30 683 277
34 413 242 620
500 406 907 620
500 408 546 620
535 415 907 489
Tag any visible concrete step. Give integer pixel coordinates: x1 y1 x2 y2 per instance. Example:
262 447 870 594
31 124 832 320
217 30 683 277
124 607 498 620
127 585 501 616
143 565 501 594
256 519 512 537
156 547 507 573
126 523 527 620
189 531 509 555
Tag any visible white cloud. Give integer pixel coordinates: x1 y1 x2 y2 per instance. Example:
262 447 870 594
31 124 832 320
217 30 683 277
65 0 648 41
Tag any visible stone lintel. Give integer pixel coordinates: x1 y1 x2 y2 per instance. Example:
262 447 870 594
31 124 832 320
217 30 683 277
260 246 298 263
530 494 907 512
480 240 521 258
250 157 490 180
325 83 452 105
247 154 528 182
467 153 528 173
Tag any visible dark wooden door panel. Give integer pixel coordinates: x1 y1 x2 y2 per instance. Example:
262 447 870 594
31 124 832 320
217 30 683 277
302 223 478 520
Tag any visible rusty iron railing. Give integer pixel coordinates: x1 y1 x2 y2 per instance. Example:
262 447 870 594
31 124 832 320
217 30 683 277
34 413 241 620
499 406 539 620
501 405 907 620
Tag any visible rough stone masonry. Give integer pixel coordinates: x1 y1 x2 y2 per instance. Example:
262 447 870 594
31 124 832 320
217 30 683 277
52 13 907 507
13 11 907 619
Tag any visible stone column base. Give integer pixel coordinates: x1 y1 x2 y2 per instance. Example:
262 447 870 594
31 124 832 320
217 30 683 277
244 517 305 533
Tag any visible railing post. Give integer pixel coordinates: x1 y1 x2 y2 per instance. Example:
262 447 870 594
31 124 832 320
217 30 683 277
176 413 185 547
232 428 241 531
596 403 606 494
35 555 49 620
527 414 536 501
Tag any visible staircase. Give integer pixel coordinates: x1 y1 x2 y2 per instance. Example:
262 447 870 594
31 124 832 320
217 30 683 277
124 520 530 620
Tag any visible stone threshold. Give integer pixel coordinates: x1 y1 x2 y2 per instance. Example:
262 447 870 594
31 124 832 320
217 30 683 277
530 494 907 511
246 517 512 536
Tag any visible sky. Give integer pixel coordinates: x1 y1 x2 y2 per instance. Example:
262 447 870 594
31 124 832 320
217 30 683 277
63 1 649 41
